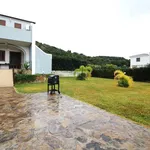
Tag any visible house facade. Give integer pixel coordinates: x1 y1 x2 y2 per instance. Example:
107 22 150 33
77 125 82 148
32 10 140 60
130 53 150 68
0 14 52 74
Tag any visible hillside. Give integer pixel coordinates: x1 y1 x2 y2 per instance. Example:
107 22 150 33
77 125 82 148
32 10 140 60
36 41 129 70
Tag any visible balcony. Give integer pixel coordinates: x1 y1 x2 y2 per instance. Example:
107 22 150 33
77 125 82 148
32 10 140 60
0 25 32 43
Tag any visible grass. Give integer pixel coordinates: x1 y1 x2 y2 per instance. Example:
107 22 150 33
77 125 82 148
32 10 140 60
15 77 150 126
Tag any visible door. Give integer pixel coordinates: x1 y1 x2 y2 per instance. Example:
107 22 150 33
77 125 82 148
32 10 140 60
9 52 21 69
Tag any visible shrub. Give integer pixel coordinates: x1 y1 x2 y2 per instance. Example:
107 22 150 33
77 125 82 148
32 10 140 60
74 65 93 80
114 70 133 88
23 62 30 70
91 64 119 79
15 74 37 83
76 73 87 80
124 67 150 82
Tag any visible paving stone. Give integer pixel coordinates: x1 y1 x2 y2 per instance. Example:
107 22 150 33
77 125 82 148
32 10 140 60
0 87 150 150
86 141 101 150
76 136 87 143
0 130 17 143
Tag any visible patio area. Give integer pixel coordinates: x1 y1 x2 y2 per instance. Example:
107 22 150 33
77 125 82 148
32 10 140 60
0 88 150 150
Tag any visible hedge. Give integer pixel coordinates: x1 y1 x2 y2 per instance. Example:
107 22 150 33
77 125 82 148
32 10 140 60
14 74 51 83
14 74 37 83
52 57 88 71
92 67 150 82
125 67 150 82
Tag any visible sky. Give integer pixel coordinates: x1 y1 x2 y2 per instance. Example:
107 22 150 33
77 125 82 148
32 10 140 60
1 0 150 58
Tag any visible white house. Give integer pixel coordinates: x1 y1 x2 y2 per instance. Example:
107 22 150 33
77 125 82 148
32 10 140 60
0 14 52 74
130 53 150 68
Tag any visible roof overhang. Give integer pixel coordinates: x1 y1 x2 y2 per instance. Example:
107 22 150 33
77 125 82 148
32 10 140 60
130 53 149 58
0 14 36 24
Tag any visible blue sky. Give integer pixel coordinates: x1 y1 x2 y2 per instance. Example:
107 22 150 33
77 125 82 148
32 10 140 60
1 0 150 58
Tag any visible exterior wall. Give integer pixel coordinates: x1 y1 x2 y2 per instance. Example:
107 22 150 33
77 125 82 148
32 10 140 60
0 15 32 43
0 25 32 43
52 71 75 77
0 15 31 30
0 43 30 67
35 46 52 74
130 55 150 68
0 70 13 87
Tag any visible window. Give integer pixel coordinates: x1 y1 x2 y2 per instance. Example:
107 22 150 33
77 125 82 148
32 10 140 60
0 51 5 61
14 23 21 29
0 20 6 26
136 57 140 62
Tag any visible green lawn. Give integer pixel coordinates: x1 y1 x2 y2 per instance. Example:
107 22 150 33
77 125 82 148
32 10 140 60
15 77 150 126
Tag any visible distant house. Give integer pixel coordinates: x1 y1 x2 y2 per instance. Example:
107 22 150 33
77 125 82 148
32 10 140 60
130 53 150 68
0 14 52 74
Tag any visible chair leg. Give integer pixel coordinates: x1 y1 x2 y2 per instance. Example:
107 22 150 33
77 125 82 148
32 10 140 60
50 85 53 94
58 83 60 94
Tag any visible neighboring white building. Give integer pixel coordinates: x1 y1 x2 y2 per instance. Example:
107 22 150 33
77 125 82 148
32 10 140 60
130 53 150 68
0 14 52 74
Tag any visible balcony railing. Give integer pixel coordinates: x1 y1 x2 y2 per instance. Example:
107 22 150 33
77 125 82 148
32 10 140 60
0 25 32 43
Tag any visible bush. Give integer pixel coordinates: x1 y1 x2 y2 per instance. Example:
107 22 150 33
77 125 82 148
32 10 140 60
124 67 150 82
114 70 133 88
76 73 87 80
74 65 93 80
15 74 37 83
91 64 150 82
91 64 119 79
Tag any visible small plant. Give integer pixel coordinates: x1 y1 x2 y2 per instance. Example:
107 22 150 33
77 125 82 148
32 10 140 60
74 65 93 80
114 70 133 87
23 62 30 70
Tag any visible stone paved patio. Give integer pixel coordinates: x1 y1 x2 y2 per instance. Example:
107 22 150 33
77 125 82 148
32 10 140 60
0 88 150 150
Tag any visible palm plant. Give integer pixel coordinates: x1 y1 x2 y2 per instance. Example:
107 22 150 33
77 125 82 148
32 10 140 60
74 65 93 80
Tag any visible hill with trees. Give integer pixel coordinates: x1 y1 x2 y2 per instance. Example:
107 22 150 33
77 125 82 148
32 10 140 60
36 41 129 70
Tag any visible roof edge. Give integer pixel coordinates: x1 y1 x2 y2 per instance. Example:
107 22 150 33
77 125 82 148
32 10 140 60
130 53 149 58
0 14 36 24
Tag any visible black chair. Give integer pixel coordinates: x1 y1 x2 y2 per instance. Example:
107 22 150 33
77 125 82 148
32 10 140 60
47 75 60 94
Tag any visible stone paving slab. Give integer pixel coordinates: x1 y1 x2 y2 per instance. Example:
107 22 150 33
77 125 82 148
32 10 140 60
0 87 150 150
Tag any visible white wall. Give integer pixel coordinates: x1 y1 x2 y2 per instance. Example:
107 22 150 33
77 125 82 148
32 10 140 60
130 55 150 68
0 15 32 30
35 46 52 74
52 71 75 77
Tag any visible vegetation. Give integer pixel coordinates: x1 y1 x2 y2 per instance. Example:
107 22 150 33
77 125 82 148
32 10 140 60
74 65 93 80
114 70 133 87
36 41 129 70
14 74 49 83
91 64 150 82
23 62 30 70
126 67 150 82
15 74 37 83
15 77 150 126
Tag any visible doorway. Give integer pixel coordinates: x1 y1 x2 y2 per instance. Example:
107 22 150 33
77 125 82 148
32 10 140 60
9 52 21 69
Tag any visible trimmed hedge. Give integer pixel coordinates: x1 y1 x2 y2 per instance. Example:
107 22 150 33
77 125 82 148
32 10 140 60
125 68 150 82
15 74 37 83
52 56 88 71
14 74 51 83
92 67 116 79
92 67 150 82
